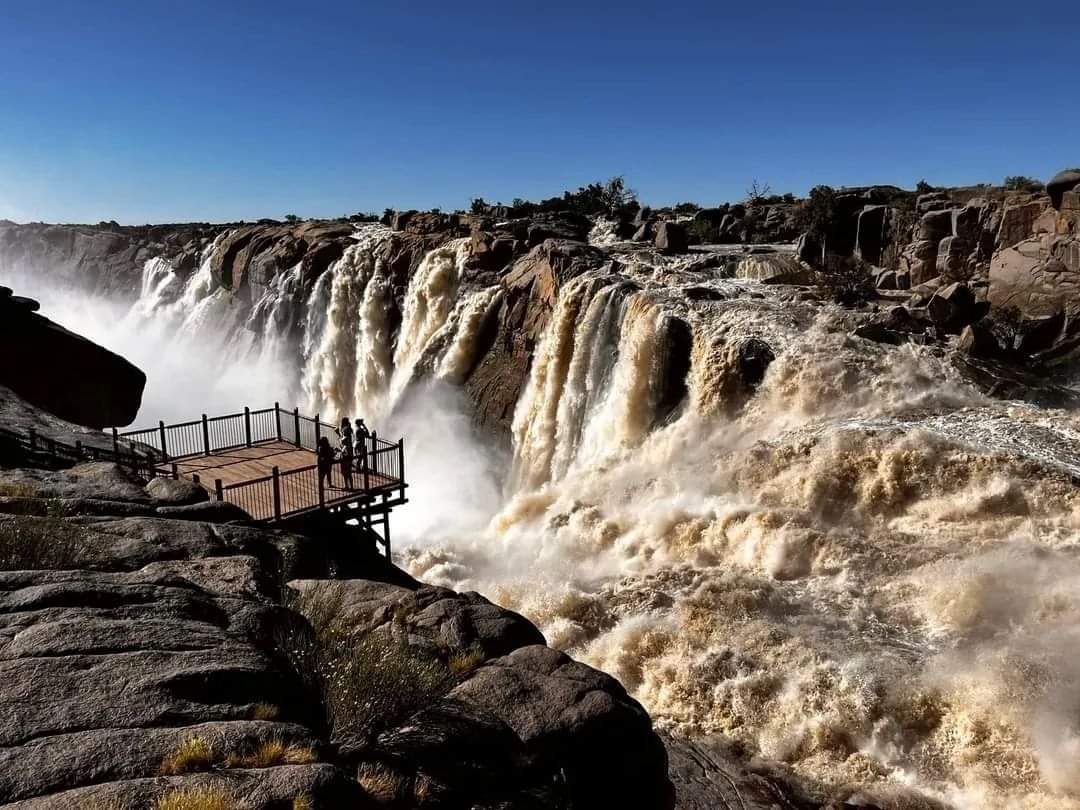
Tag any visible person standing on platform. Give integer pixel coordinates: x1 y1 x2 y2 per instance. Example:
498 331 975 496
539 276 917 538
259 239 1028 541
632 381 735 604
317 436 335 490
337 417 354 456
354 418 371 474
339 440 354 489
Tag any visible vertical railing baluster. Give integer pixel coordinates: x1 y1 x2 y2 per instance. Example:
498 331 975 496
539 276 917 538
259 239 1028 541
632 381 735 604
272 466 281 521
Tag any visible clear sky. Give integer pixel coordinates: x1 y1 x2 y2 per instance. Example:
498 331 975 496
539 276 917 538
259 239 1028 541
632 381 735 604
0 0 1075 224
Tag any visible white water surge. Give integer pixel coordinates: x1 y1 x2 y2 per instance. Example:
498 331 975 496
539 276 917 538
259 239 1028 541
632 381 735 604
7 231 1080 809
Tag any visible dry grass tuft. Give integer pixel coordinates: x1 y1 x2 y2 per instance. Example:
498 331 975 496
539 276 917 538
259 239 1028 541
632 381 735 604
448 643 486 675
251 702 280 721
160 735 214 775
224 738 317 769
154 786 236 810
0 481 39 498
357 761 407 802
292 795 314 810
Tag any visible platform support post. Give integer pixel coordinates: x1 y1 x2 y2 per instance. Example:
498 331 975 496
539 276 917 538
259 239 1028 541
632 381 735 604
159 421 168 461
244 406 252 447
272 466 281 520
202 414 210 455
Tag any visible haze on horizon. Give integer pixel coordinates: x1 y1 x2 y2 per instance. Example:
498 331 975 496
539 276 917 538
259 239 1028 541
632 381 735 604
0 0 1074 225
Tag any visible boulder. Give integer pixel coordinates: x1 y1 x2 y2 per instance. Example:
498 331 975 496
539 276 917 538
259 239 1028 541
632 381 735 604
996 199 1047 249
0 297 146 428
145 476 210 505
901 239 940 286
450 645 674 810
957 323 1001 358
927 282 985 332
917 191 950 214
632 222 653 242
1047 169 1080 209
918 209 955 242
988 238 1080 319
654 221 688 253
736 339 775 388
935 235 972 278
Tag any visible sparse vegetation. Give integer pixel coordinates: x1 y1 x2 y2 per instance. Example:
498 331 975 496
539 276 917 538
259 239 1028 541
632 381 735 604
448 643 486 675
284 214 301 223
471 176 638 218
292 795 314 810
1003 175 1043 193
160 735 215 775
817 255 877 306
0 503 82 570
155 786 236 810
276 583 457 745
251 702 280 721
224 738 316 769
357 761 407 803
0 481 38 498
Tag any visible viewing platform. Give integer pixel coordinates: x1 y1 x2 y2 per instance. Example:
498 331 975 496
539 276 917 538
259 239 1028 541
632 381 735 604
118 404 408 556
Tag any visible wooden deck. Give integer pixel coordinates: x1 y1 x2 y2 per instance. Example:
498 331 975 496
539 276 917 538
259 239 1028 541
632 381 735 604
119 406 406 554
170 440 400 521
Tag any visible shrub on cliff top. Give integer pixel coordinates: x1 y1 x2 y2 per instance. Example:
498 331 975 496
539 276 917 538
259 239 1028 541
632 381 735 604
155 786 236 810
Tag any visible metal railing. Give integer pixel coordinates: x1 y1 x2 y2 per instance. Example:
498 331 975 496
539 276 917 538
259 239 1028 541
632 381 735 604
0 425 158 476
121 404 406 524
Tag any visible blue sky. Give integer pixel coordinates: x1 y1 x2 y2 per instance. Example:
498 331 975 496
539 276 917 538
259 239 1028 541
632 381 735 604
0 1 1074 224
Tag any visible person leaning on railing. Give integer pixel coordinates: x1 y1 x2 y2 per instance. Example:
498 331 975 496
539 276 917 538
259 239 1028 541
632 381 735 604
339 440 354 489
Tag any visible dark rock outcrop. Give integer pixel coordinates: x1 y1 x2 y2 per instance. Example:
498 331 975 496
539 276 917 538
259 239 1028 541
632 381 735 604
0 290 145 428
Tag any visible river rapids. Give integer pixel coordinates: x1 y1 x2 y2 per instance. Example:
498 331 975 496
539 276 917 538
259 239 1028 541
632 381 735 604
9 223 1080 809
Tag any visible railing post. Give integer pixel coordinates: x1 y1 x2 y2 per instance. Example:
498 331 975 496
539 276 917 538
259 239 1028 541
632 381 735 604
202 414 210 455
371 430 378 475
111 427 119 458
314 414 321 449
318 464 326 509
215 479 224 502
274 402 282 441
159 421 168 462
293 408 301 447
171 462 178 479
272 466 281 520
398 437 405 483
244 407 252 447
362 443 371 492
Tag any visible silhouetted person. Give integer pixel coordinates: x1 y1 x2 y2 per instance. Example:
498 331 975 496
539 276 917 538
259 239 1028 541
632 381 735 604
317 436 335 490
354 418 370 449
337 417 354 456
339 441 354 489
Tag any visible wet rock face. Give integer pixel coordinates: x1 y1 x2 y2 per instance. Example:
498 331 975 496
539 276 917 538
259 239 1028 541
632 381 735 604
0 288 145 428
